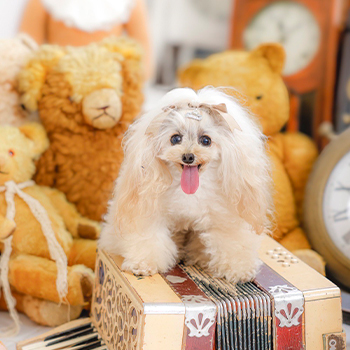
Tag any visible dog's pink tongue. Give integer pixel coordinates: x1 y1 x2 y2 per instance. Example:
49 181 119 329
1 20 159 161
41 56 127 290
181 165 199 194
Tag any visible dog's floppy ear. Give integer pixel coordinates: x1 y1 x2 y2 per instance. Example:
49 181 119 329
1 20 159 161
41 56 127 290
114 117 172 229
218 108 272 235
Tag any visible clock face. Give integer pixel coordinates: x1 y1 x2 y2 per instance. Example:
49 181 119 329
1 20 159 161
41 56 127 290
244 1 321 76
323 150 350 260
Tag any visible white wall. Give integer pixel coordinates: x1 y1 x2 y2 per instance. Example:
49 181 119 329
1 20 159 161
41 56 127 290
0 0 29 38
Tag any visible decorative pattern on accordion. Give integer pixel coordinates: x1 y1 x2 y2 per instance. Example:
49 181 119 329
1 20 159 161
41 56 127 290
92 256 142 350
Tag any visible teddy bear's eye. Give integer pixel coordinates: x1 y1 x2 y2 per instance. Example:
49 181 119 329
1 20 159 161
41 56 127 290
256 95 263 100
8 150 15 157
20 104 26 111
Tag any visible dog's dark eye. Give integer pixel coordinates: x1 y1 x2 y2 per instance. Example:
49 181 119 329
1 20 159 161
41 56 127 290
256 95 263 100
170 134 182 145
199 135 211 146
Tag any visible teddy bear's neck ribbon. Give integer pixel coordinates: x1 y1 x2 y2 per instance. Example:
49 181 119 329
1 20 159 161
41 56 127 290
0 180 68 336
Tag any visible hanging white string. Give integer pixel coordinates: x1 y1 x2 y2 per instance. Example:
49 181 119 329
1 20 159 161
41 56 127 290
0 180 68 336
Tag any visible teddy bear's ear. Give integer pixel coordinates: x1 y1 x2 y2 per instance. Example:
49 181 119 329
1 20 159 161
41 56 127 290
250 43 285 74
19 123 49 159
17 45 65 112
99 36 143 63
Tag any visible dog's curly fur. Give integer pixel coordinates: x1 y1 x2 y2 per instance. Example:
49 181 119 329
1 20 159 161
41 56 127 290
99 87 273 282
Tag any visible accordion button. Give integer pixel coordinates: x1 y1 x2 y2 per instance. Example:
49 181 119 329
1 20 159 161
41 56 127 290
282 262 290 267
274 247 282 251
291 258 299 264
285 254 292 259
267 250 274 255
272 254 279 259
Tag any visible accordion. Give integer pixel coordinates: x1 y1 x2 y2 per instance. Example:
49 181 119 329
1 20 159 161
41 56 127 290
18 236 346 350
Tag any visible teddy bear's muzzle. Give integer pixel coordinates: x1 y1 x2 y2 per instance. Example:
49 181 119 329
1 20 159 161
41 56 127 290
82 88 122 130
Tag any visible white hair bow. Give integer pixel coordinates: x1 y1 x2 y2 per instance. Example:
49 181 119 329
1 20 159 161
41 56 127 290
145 102 242 135
0 181 68 336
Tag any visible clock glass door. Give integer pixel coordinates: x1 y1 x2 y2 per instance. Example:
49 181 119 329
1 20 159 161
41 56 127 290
323 150 350 260
243 1 321 76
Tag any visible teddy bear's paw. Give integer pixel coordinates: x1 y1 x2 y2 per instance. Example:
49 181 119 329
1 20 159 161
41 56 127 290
0 218 16 240
77 220 101 240
121 260 158 277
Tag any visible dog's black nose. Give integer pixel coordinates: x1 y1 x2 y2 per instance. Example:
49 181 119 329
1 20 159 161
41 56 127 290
182 153 195 164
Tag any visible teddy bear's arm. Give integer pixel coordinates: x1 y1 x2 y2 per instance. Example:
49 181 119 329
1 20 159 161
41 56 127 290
19 0 47 45
278 132 318 218
40 186 101 240
0 215 16 240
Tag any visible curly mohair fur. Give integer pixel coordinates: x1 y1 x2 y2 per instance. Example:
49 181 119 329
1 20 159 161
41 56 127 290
100 87 273 283
0 34 39 126
18 37 144 220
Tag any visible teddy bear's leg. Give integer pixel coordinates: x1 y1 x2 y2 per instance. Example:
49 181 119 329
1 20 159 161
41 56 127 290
279 226 311 251
279 132 318 219
279 227 325 275
40 187 101 239
68 239 97 270
8 254 94 306
0 290 83 326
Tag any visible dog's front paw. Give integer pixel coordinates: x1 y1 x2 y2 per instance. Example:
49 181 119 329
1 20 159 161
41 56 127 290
121 260 158 276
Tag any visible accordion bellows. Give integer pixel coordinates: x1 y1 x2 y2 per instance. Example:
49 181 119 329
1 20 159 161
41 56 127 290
90 236 345 350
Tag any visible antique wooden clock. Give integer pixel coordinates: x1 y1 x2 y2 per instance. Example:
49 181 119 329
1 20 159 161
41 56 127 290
230 0 347 145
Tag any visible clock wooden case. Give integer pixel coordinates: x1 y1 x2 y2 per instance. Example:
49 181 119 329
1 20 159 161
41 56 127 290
230 0 346 146
304 127 350 289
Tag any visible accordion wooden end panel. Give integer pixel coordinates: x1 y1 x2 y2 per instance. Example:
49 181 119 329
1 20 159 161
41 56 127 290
89 236 345 350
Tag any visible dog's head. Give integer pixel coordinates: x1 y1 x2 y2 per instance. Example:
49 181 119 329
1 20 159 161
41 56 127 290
155 104 238 194
116 87 272 234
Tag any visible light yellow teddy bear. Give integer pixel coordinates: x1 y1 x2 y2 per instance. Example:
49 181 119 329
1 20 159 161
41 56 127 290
0 123 100 329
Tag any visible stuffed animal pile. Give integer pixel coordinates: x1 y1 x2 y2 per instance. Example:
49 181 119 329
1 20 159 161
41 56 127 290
0 34 39 126
178 43 324 273
0 123 100 329
18 37 144 221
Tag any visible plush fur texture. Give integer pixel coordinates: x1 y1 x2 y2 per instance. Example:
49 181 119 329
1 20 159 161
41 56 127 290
18 37 144 221
0 34 39 126
0 123 99 326
178 44 320 259
100 87 273 283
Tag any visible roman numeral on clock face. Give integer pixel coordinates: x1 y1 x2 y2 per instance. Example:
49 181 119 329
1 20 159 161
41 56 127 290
333 209 348 222
343 231 350 245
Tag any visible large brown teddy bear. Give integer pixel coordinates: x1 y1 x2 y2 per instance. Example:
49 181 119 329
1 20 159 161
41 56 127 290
179 44 324 272
0 123 100 329
18 37 144 221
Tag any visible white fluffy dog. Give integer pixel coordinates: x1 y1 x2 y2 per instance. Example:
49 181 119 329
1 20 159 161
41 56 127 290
99 87 272 282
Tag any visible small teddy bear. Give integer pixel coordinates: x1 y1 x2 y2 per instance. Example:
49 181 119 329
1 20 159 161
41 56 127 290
18 37 144 221
178 43 324 273
0 34 39 126
0 123 100 330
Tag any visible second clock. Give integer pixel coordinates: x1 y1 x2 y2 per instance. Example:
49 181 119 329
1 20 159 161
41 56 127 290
230 0 346 144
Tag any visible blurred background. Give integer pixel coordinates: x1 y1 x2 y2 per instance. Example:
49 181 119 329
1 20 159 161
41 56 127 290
1 0 350 348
